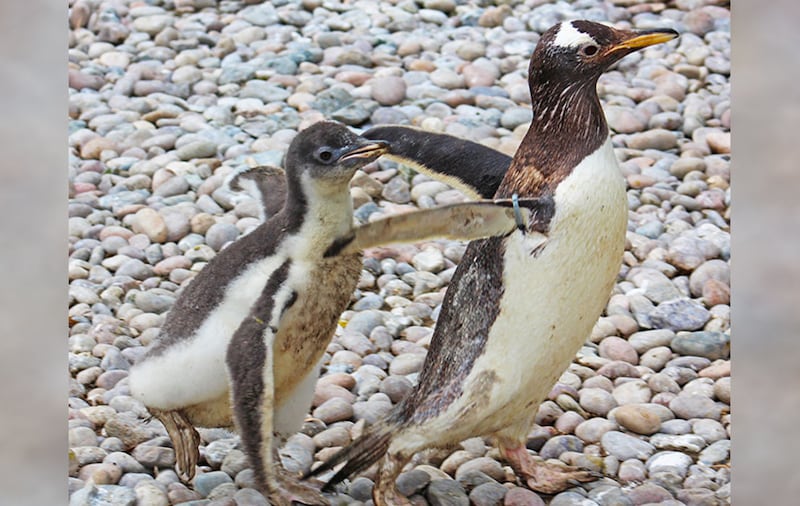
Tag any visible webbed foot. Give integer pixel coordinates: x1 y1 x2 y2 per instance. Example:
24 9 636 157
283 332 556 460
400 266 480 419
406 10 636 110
503 445 597 495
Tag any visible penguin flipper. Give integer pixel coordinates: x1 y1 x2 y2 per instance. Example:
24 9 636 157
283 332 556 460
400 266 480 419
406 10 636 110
328 197 554 257
362 125 512 199
225 165 288 220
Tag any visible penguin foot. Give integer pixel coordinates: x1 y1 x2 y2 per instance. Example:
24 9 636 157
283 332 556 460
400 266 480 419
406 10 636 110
268 466 330 506
502 445 597 495
151 408 201 482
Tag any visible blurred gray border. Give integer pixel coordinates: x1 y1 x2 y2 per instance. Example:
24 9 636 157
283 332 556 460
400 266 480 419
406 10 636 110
732 0 800 503
0 1 68 504
0 1 795 504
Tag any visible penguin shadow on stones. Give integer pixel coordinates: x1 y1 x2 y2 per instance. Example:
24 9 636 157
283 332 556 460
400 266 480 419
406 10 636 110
128 120 551 505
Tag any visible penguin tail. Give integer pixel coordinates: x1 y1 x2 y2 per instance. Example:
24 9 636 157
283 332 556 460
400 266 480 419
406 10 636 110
304 420 396 490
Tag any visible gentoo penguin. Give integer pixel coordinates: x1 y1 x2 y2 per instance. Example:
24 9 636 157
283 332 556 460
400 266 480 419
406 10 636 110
308 21 679 504
128 121 535 505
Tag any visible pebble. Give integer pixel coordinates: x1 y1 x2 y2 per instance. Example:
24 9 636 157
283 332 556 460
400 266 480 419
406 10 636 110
600 431 655 461
193 471 233 498
649 299 711 332
579 388 617 416
503 487 546 506
669 394 723 420
613 404 662 435
69 2 730 504
426 478 469 506
671 331 730 360
469 482 508 506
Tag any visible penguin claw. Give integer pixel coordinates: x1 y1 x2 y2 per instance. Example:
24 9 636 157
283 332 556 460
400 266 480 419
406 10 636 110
151 409 201 482
522 462 598 495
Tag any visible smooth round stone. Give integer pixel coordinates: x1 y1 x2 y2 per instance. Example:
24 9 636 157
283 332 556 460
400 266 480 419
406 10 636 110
670 331 729 360
575 418 617 443
549 491 597 506
629 329 676 354
426 478 469 506
618 459 646 483
714 377 731 403
606 106 647 133
613 404 662 435
503 487 546 506
646 451 693 478
205 222 240 251
626 483 673 505
626 129 678 150
470 482 508 506
600 431 655 461
598 336 638 365
312 397 353 424
500 107 533 130
132 208 168 243
380 375 413 403
612 380 652 405
538 435 584 460
640 346 673 371
193 471 233 498
555 411 585 434
669 394 722 420
388 353 426 376
131 445 175 469
649 299 711 332
371 76 407 106
699 439 730 465
579 388 617 417
347 477 374 502
412 247 445 273
232 487 269 506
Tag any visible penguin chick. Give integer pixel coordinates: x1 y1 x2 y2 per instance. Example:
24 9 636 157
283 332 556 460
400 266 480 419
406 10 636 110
128 121 534 505
308 21 678 505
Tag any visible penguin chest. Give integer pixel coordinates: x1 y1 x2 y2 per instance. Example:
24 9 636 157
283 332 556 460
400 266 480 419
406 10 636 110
463 139 627 423
271 253 362 407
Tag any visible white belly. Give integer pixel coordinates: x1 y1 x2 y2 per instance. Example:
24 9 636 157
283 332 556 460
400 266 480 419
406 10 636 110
450 139 627 431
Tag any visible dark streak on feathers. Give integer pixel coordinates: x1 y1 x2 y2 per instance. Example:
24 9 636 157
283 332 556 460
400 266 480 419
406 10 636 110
225 260 291 493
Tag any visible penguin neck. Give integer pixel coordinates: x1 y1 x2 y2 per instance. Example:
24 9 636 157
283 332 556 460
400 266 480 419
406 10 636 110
497 74 608 198
285 172 354 241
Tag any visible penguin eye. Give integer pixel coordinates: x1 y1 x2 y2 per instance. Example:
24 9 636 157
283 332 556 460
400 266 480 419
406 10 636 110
316 148 334 163
581 44 599 57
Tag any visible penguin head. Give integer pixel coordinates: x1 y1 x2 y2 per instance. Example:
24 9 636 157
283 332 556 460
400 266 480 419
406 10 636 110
285 121 389 185
532 20 678 83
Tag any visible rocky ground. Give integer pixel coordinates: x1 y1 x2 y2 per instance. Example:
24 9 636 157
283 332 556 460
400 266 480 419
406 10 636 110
68 0 731 505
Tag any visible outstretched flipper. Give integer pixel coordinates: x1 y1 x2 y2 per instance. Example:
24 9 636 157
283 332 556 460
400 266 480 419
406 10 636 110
325 197 554 258
362 125 512 199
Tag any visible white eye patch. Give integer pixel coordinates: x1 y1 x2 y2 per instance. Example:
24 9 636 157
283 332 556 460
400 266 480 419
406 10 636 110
553 21 597 49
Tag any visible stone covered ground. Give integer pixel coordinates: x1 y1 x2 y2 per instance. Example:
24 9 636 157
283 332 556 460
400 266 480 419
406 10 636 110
67 0 731 504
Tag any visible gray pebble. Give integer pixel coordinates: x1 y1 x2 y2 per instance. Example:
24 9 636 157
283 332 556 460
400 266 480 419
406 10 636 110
426 478 469 506
193 471 233 498
671 331 730 360
469 482 508 506
649 299 711 332
600 431 655 461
